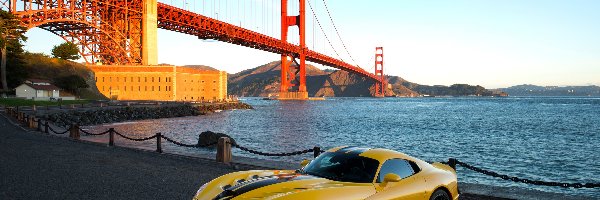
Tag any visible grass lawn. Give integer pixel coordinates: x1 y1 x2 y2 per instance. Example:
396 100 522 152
0 98 91 106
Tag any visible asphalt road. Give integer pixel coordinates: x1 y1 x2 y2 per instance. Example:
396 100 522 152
0 112 507 200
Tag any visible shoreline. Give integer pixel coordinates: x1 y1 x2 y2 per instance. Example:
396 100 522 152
0 110 593 200
6 101 252 127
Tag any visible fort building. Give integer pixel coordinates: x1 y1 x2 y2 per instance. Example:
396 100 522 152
89 65 227 101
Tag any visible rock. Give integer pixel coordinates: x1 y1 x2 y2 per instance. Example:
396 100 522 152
197 131 236 147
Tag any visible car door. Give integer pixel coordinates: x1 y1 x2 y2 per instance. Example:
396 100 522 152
366 159 426 200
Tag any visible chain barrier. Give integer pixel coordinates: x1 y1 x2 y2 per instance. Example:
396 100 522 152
160 135 218 148
231 142 315 157
112 130 158 141
48 125 69 135
453 159 600 189
78 127 111 136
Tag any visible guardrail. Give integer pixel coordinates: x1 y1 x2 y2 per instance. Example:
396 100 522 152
3 106 599 190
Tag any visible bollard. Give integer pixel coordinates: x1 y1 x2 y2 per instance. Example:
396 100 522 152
69 124 80 139
100 103 103 108
28 116 35 128
448 158 457 170
156 133 163 153
32 105 36 112
70 104 75 109
108 128 114 146
313 146 321 158
216 137 232 164
37 119 42 131
44 121 49 134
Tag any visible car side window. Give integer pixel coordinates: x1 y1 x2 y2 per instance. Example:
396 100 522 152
377 159 416 183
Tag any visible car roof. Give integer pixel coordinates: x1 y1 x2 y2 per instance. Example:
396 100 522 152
327 146 424 164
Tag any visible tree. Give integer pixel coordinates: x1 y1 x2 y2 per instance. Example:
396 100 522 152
51 42 80 60
53 74 89 95
0 10 27 95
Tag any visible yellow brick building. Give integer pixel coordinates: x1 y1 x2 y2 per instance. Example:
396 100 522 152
89 65 227 101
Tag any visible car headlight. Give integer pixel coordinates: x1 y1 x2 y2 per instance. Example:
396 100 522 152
195 182 209 197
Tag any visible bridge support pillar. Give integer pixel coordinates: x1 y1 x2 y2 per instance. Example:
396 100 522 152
374 47 385 97
279 0 308 100
142 0 158 66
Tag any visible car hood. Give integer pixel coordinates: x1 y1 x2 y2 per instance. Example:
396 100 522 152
196 170 376 200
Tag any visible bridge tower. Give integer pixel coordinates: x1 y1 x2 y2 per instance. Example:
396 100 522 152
374 47 385 97
279 0 308 100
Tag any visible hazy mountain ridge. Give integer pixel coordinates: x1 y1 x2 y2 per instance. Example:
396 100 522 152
500 84 600 96
227 61 497 97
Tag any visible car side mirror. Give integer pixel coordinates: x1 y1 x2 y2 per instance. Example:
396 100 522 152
383 173 401 183
300 159 310 167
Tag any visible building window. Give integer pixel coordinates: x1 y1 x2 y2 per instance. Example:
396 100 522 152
95 77 97 82
201 80 205 83
102 86 104 91
124 77 126 82
138 77 140 82
131 77 133 82
102 77 105 82
213 80 216 83
116 77 119 82
152 86 154 91
109 77 112 82
159 77 161 82
138 86 141 91
145 77 147 82
145 86 147 91
124 86 126 91
152 77 154 82
131 86 133 91
158 86 160 91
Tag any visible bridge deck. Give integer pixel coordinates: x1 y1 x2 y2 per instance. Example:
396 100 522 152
156 3 383 84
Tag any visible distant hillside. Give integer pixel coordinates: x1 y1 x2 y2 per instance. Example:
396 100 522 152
183 65 218 71
501 84 600 96
227 61 495 97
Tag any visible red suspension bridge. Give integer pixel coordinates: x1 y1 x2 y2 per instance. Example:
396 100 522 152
1 0 386 98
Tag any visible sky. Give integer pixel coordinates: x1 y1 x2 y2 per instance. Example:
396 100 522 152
22 0 600 88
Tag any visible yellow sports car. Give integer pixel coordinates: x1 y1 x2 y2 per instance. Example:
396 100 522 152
194 146 459 200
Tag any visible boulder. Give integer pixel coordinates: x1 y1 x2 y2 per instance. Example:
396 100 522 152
197 131 236 147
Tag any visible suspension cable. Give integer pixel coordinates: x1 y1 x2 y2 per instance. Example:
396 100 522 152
321 0 358 66
306 0 345 62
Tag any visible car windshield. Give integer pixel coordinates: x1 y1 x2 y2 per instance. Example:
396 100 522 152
301 152 379 183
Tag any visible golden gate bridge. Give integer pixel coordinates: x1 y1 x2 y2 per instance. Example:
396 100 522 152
1 0 386 98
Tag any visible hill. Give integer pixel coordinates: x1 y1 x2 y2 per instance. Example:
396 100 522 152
500 84 600 96
227 61 495 97
12 53 105 99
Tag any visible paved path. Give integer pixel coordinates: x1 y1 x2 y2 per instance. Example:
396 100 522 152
2 111 581 200
0 113 237 200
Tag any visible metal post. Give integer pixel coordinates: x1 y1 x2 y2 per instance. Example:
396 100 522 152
448 158 457 170
313 146 321 158
216 137 232 163
109 128 114 146
156 133 162 153
44 121 49 134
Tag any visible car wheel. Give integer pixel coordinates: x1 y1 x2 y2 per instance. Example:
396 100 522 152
429 189 450 200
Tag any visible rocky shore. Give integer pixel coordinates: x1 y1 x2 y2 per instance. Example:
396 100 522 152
41 102 253 127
